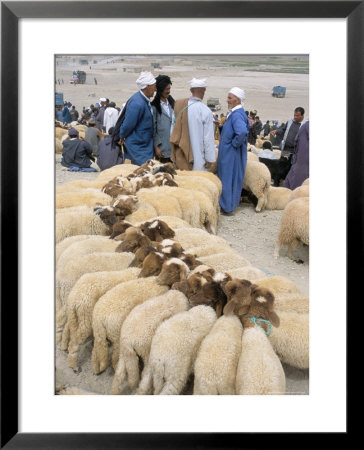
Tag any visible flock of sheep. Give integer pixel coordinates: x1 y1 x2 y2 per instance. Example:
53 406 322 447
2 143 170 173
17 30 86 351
55 139 310 395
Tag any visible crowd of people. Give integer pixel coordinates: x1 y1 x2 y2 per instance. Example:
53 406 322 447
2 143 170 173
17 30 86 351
58 71 309 214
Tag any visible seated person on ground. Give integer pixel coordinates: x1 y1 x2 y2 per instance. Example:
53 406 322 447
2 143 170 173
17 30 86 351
61 127 98 172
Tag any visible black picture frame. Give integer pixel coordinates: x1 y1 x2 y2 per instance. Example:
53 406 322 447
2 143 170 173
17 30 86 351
1 1 358 447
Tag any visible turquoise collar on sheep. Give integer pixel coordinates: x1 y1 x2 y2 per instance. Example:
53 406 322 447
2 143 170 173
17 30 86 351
243 315 273 336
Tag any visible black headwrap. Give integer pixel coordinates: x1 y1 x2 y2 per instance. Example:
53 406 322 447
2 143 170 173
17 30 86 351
151 75 175 114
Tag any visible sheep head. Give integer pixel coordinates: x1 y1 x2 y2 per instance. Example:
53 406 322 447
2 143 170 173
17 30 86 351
180 253 203 270
112 195 138 217
93 206 118 229
223 279 253 317
115 227 151 253
109 220 133 239
156 240 184 258
138 251 165 277
140 219 175 242
129 245 156 268
242 286 280 331
156 258 190 287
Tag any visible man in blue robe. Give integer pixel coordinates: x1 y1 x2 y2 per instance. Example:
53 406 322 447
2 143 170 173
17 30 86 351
119 72 156 166
217 87 249 215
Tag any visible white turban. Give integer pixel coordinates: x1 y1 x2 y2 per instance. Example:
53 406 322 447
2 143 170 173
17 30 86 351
136 71 156 89
189 78 207 88
99 97 106 103
229 87 245 103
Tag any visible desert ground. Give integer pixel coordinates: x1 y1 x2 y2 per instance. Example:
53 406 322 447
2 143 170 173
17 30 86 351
55 55 309 395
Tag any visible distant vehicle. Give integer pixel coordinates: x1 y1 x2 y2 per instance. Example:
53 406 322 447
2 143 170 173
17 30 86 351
272 86 286 98
207 97 221 111
55 92 64 106
69 70 87 84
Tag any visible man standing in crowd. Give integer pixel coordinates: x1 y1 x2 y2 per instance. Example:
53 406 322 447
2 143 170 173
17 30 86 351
95 98 107 131
263 120 270 136
118 71 156 165
70 105 79 122
253 115 263 136
85 118 103 156
270 107 307 163
103 101 119 134
151 74 175 163
217 87 249 215
62 102 72 126
61 128 98 171
170 78 216 171
283 121 309 190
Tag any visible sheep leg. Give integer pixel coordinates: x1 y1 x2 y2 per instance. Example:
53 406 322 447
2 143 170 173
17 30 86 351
159 376 186 395
152 366 166 395
274 241 281 259
136 365 153 395
255 195 265 212
67 326 93 372
121 342 141 390
55 307 67 345
111 339 121 371
91 323 110 374
60 321 70 351
110 357 127 395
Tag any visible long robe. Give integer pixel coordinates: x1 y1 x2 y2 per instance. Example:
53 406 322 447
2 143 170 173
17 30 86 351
119 91 154 166
217 108 249 213
283 121 309 190
187 97 216 171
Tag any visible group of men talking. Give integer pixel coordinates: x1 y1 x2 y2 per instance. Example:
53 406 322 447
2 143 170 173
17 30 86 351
62 70 308 215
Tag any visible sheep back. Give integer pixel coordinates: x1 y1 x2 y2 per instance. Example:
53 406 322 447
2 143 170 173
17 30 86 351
194 315 243 395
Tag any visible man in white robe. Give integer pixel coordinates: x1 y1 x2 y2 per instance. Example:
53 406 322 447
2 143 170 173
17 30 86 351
187 78 216 171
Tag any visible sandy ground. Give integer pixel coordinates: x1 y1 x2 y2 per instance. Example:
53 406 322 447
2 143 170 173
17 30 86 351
55 56 309 395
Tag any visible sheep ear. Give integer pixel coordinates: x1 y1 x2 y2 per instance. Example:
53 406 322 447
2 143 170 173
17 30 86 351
215 302 223 318
269 311 280 327
223 300 236 316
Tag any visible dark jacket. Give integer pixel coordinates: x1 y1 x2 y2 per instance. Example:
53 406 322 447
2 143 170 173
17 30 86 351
62 106 72 124
96 135 123 171
95 106 106 131
61 138 94 168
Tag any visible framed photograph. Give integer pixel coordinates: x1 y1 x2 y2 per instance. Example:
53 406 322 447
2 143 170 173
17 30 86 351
2 0 358 447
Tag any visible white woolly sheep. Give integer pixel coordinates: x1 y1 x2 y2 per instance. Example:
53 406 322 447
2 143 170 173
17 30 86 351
173 227 229 251
125 201 159 225
243 160 271 212
274 294 309 314
302 178 309 186
247 152 259 161
289 184 309 202
273 149 281 159
254 275 302 298
111 290 189 394
274 197 309 259
96 163 139 183
56 234 99 266
56 206 110 243
193 315 243 395
268 311 309 369
175 170 222 195
55 252 134 344
55 138 63 154
187 243 233 258
198 252 250 273
63 267 141 372
136 188 183 219
264 186 292 210
174 175 220 214
236 326 286 395
91 277 169 374
137 305 217 395
57 236 120 271
227 266 267 281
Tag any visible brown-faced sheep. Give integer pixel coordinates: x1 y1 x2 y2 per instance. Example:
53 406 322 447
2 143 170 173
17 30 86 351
274 197 309 259
139 219 175 242
114 226 152 253
193 315 243 395
111 290 189 394
137 305 217 395
224 282 285 395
